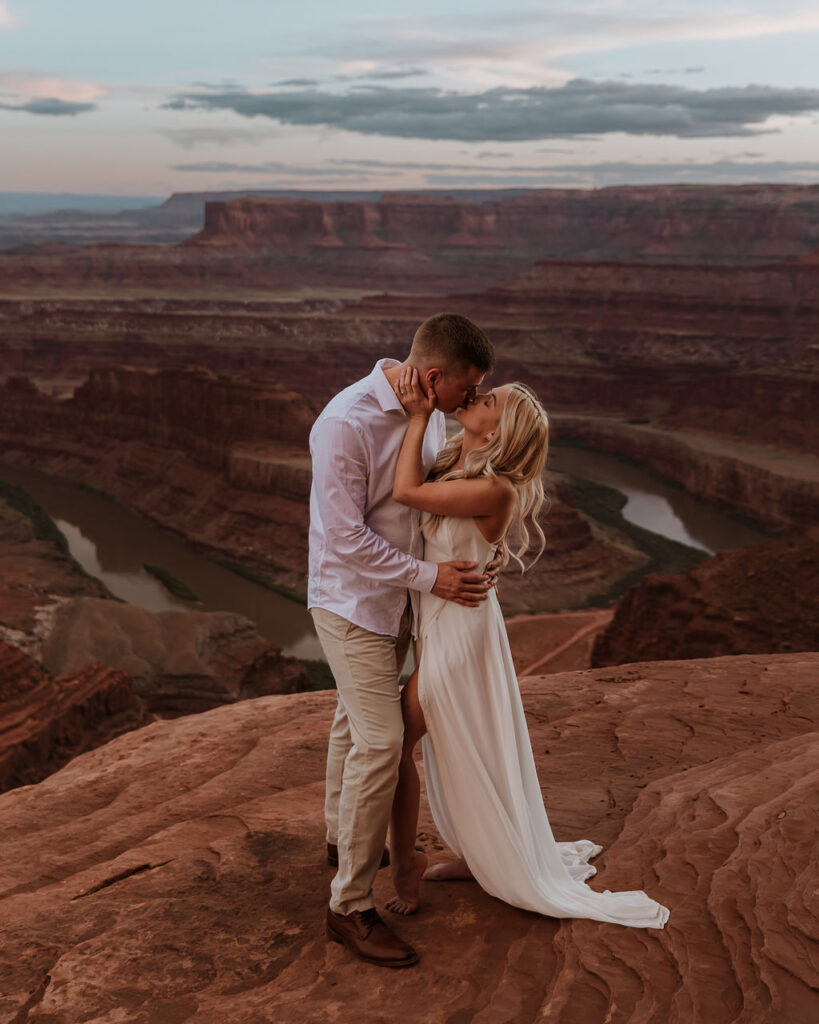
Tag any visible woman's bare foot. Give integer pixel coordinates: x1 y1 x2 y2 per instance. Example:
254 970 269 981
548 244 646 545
422 857 474 881
385 850 428 915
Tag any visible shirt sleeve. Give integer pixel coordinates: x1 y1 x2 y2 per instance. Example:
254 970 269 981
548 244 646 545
311 416 439 593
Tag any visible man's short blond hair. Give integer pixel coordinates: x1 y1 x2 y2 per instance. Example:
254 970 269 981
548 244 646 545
410 313 495 374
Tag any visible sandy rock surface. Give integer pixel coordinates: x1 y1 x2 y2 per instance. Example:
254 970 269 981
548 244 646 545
1 653 816 1023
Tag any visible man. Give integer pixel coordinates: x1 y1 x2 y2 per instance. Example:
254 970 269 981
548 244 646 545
308 312 496 968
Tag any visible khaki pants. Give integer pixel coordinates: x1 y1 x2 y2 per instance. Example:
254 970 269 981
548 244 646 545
311 605 412 915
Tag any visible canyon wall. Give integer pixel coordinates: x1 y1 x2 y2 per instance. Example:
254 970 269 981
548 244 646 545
0 638 150 793
0 370 312 588
2 367 315 482
551 415 819 531
2 248 816 450
189 186 819 263
4 185 819 295
0 370 641 611
2 246 816 535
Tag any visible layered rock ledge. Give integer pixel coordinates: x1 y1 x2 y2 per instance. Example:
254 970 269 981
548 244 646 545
1 652 816 1022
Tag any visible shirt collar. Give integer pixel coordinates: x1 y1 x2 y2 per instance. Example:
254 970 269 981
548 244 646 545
371 358 405 414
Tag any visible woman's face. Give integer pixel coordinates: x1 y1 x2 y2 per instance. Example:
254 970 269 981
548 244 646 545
455 384 511 440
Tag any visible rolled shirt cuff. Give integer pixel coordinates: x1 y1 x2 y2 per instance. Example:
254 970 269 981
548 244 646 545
412 559 439 594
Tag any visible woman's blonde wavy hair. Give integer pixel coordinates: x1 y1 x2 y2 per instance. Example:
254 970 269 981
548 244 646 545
428 381 550 571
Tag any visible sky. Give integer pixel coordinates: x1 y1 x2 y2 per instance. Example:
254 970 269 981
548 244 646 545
1 0 818 196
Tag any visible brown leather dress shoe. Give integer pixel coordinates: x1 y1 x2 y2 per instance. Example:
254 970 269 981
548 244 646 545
326 906 418 968
327 842 390 869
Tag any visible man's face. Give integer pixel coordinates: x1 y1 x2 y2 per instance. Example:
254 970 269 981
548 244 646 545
428 365 486 414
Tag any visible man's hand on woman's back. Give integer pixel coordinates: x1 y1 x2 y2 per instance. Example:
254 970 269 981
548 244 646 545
432 561 491 607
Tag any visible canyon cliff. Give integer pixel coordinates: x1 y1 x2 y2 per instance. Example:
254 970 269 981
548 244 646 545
4 184 819 294
189 186 819 266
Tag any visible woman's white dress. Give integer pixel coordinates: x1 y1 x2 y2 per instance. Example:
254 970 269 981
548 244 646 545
417 513 669 929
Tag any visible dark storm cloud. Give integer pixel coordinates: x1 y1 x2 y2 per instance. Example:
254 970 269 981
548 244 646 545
161 79 819 141
0 97 96 115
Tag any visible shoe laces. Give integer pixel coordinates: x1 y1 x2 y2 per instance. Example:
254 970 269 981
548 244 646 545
356 907 382 933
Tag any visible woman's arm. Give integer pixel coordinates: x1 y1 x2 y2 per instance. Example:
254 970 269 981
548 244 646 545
392 368 514 520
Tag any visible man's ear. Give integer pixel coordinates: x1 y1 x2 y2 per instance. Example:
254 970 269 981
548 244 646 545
424 367 441 390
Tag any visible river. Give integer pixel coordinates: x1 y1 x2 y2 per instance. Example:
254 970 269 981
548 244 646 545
0 461 323 660
547 445 767 554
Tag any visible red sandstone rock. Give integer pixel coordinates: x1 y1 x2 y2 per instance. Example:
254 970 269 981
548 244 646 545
36 596 312 715
189 187 819 265
592 528 819 666
0 652 815 1021
4 184 819 262
505 609 614 675
0 639 150 793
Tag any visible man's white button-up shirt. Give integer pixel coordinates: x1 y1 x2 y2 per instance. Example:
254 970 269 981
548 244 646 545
308 358 446 637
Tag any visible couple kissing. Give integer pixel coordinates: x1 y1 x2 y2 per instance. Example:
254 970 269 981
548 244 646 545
308 312 669 969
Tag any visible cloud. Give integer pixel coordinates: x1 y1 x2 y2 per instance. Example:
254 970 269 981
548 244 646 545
276 4 819 83
188 79 248 92
168 156 819 189
348 68 427 81
163 79 819 142
419 160 819 187
171 160 401 178
316 156 819 182
644 67 705 75
327 157 574 173
0 97 96 115
272 78 320 87
161 126 276 149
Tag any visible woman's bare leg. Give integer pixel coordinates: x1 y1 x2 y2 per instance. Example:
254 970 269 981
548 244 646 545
386 669 428 915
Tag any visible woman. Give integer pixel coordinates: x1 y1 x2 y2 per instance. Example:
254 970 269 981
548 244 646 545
385 367 669 929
